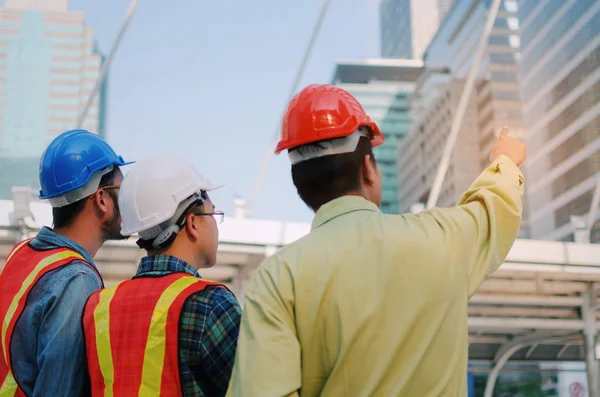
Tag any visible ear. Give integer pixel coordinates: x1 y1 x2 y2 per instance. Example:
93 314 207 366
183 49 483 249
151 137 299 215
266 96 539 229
362 154 376 186
93 189 110 215
185 213 201 240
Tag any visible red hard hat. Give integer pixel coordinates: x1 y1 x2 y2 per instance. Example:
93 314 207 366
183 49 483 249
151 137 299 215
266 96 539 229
275 84 385 154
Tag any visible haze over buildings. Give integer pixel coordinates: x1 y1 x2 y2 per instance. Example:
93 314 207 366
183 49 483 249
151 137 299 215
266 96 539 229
0 0 106 198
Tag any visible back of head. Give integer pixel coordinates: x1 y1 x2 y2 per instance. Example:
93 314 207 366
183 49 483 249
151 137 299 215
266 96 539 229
118 154 222 256
39 129 133 229
291 138 376 211
275 84 385 211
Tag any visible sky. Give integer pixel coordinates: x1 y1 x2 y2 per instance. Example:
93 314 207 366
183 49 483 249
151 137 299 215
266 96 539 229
64 0 382 223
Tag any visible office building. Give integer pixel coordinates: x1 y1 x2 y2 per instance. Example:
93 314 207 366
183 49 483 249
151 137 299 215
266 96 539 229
518 0 600 242
397 0 524 231
398 68 481 210
0 0 107 198
380 0 456 59
332 58 423 213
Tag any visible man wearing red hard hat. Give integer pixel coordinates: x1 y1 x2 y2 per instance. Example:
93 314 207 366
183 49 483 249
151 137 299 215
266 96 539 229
227 84 526 396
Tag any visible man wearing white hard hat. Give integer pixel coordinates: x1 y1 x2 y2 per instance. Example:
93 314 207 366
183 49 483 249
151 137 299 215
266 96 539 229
82 154 242 397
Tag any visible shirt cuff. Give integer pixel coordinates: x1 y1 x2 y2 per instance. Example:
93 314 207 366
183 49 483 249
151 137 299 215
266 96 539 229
492 154 525 187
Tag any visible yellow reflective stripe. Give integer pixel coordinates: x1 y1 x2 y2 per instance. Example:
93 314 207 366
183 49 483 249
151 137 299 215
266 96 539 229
1 250 83 360
93 287 118 397
0 240 30 276
138 277 200 397
0 370 18 397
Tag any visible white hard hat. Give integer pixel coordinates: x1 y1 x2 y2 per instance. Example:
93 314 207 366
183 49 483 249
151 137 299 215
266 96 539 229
118 153 222 247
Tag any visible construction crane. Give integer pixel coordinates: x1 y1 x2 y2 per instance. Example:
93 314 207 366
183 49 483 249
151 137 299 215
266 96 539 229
76 0 141 129
427 0 502 209
245 0 332 215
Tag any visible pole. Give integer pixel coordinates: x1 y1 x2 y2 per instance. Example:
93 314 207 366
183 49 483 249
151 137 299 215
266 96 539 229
573 215 590 244
246 0 332 212
426 0 502 209
586 173 600 238
76 0 140 129
583 283 600 397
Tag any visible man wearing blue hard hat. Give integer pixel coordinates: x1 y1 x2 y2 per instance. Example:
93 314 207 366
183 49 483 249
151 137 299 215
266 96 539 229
0 129 133 396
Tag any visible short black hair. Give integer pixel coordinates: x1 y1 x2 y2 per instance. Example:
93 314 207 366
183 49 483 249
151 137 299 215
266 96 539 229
52 169 118 229
291 137 375 211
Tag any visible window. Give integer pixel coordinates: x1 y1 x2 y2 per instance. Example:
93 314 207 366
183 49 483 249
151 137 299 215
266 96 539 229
521 0 597 72
520 0 564 50
479 112 494 131
489 53 518 64
490 71 519 82
523 11 600 99
550 116 600 167
519 0 542 25
552 152 600 199
478 92 493 113
526 43 600 123
554 190 594 228
547 81 600 141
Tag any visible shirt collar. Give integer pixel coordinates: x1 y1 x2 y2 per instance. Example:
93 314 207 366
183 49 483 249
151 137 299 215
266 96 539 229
311 196 381 230
35 226 95 264
136 254 201 278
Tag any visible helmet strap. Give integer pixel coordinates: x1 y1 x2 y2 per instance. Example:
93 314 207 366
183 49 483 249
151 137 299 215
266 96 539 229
136 191 207 251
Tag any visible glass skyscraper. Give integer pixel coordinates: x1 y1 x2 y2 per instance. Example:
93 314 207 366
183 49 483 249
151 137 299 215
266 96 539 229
380 0 456 59
518 0 600 242
0 0 107 199
332 59 423 213
398 0 524 222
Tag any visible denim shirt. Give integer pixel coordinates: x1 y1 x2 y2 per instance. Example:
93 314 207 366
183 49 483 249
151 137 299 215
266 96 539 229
10 226 103 397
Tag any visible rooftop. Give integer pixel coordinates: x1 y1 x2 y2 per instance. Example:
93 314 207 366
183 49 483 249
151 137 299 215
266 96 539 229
2 197 600 367
331 58 424 85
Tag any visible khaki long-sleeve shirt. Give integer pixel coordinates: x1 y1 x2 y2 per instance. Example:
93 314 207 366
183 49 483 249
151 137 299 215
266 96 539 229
227 155 524 397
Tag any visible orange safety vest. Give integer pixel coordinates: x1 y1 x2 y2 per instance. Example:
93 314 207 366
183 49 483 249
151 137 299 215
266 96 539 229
83 272 225 397
0 239 101 397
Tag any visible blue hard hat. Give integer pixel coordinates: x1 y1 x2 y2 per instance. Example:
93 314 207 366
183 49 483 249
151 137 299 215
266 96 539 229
39 129 134 200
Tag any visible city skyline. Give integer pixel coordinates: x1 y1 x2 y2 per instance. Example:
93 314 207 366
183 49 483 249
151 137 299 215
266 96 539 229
0 0 106 199
397 0 523 215
380 0 455 59
0 0 596 243
0 0 385 223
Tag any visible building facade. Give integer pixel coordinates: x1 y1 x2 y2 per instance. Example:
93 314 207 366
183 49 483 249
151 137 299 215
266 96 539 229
397 0 524 231
0 0 107 198
380 0 456 59
518 0 600 242
398 69 482 210
332 59 423 213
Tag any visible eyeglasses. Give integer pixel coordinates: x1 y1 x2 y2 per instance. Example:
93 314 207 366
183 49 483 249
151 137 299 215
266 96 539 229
88 184 120 200
195 210 225 225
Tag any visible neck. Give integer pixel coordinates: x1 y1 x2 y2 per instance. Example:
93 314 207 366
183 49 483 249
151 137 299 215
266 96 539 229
54 222 104 258
162 244 205 270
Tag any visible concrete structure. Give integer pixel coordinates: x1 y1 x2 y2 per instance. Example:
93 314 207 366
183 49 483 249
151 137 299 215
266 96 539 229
331 58 423 213
2 195 600 395
397 0 524 224
518 0 600 243
380 0 456 59
0 0 107 199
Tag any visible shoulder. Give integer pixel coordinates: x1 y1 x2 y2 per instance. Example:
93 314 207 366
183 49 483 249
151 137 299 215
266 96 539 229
184 284 242 318
41 260 103 295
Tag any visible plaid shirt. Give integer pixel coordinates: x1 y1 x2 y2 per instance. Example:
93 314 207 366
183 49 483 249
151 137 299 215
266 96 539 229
135 255 242 397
